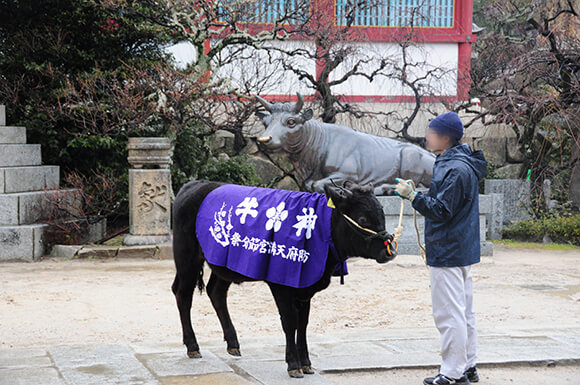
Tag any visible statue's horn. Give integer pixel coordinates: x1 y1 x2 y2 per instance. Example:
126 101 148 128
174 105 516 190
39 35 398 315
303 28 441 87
254 95 273 112
294 92 304 113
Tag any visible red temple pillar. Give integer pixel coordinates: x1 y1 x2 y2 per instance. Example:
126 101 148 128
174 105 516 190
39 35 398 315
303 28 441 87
456 0 476 101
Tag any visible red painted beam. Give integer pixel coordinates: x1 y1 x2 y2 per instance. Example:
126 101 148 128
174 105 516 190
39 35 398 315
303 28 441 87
456 0 476 100
253 94 458 104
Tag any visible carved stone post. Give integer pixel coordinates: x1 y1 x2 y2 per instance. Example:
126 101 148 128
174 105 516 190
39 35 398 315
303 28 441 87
124 137 172 246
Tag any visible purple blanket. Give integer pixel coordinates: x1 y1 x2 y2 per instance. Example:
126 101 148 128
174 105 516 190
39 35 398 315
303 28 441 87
196 184 344 288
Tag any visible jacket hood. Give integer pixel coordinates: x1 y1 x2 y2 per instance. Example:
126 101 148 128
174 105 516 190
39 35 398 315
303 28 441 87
436 143 487 180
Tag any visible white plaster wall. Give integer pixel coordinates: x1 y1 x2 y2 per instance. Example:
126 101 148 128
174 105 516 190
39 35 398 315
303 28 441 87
165 39 316 96
166 40 457 97
328 42 458 96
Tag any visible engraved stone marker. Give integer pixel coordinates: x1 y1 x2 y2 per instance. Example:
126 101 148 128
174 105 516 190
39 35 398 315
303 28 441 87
124 137 172 245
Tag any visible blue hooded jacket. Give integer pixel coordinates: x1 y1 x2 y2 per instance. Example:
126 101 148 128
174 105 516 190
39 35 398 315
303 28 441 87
411 143 487 267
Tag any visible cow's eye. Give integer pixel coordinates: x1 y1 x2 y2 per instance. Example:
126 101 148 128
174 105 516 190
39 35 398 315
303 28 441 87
358 216 368 225
286 118 297 127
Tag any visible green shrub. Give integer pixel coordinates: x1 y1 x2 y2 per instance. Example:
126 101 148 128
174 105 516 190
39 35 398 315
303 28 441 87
503 214 580 245
171 124 260 194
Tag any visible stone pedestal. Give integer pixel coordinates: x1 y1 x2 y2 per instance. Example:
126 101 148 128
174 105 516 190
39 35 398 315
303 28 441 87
484 179 531 223
124 137 172 246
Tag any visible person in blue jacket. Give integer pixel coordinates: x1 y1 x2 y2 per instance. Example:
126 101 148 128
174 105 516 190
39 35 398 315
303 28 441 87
395 111 487 385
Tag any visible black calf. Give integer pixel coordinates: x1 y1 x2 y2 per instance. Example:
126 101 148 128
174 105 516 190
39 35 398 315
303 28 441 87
171 180 395 377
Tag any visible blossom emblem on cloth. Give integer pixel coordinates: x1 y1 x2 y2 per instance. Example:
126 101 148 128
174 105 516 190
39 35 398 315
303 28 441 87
265 202 289 232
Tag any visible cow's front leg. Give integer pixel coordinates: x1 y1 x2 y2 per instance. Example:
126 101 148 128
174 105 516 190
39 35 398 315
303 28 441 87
269 285 302 378
296 298 314 374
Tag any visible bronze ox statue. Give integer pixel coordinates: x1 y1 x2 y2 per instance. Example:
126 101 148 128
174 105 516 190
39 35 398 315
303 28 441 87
255 93 435 195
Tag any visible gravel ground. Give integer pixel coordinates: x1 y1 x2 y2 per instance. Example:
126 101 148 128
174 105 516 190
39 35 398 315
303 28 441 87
0 243 578 350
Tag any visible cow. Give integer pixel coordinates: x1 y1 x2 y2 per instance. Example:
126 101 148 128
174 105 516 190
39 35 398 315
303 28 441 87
255 93 436 195
172 179 396 378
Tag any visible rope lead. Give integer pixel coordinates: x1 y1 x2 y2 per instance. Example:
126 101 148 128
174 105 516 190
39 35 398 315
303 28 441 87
394 179 428 267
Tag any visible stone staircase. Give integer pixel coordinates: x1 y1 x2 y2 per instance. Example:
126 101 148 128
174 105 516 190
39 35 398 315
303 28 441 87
0 105 80 262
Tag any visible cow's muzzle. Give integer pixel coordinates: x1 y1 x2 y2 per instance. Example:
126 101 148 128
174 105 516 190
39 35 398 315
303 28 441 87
257 136 272 143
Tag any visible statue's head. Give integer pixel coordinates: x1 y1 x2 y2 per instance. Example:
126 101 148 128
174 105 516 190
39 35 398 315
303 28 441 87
255 93 314 152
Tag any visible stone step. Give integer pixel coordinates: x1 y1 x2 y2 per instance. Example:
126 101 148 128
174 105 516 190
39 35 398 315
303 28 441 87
0 144 41 166
0 165 59 193
0 188 81 226
0 126 26 144
0 105 5 126
0 224 47 262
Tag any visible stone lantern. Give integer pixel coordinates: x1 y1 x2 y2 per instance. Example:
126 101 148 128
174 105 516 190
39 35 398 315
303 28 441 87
124 137 172 246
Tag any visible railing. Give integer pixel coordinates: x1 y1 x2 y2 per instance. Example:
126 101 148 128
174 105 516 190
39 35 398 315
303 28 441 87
335 0 455 28
218 0 309 24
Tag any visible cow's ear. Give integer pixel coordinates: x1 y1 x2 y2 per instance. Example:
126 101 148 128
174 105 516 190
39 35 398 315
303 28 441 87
323 184 349 210
256 111 270 127
302 108 313 121
255 111 269 120
255 110 270 121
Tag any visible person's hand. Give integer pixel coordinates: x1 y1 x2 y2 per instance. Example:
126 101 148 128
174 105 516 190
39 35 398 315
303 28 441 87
395 178 417 201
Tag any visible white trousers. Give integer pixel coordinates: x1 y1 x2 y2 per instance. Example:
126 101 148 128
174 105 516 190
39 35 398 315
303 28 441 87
430 266 477 379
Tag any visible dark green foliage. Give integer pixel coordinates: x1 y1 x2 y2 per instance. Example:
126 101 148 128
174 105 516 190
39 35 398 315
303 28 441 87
171 124 260 194
503 214 580 245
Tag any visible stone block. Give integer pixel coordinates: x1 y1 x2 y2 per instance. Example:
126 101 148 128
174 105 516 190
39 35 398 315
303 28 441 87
235 360 332 385
49 244 82 259
485 179 531 222
474 137 506 166
0 367 64 385
48 344 157 385
480 241 494 256
0 166 59 193
0 347 53 369
247 155 283 184
506 137 524 162
487 193 504 240
495 163 523 179
77 246 119 259
0 189 81 225
0 224 47 262
135 350 232 378
0 105 5 126
241 141 260 155
0 195 19 225
126 169 171 242
0 144 41 167
478 194 492 214
210 129 235 151
0 126 26 144
275 175 300 191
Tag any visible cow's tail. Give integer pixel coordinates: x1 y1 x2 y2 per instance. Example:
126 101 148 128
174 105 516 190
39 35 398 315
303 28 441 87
196 262 205 293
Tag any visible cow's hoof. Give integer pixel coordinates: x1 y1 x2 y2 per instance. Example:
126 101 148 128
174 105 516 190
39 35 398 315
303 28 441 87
187 350 202 359
227 347 241 356
288 369 304 378
302 365 315 374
